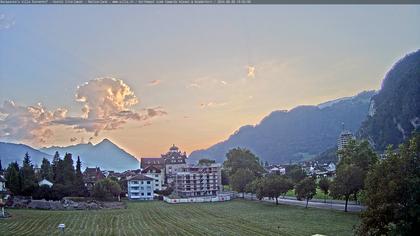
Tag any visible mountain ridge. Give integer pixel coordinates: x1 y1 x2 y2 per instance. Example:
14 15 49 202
189 90 375 164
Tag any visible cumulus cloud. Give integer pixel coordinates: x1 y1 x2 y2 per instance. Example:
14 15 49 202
53 77 166 136
0 100 67 144
1 77 167 145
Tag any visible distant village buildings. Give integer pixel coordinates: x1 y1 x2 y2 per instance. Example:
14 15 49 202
83 167 105 192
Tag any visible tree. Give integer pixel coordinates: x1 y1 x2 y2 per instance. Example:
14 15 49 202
19 153 37 196
33 185 53 200
40 158 53 181
357 134 420 235
263 175 294 205
62 153 75 186
318 177 330 203
73 156 88 197
198 159 216 165
51 151 60 177
93 178 122 201
330 164 364 212
0 159 2 171
230 168 255 197
221 169 229 186
286 165 306 184
5 162 21 195
295 177 317 208
338 139 378 177
223 148 265 177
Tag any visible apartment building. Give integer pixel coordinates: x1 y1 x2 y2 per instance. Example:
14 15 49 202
127 174 155 200
174 163 222 198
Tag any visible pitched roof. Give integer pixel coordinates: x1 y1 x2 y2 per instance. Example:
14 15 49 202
141 165 162 174
127 174 155 181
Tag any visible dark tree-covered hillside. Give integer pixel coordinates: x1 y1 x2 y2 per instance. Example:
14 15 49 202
359 49 420 150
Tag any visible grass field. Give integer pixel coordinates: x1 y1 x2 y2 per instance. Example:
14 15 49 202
0 199 360 236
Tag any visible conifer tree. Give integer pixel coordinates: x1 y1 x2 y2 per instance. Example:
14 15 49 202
5 162 21 195
19 153 37 196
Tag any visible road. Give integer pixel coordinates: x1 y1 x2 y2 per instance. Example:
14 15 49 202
242 193 365 212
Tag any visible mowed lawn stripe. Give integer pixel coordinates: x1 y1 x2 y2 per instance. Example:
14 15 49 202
0 199 359 236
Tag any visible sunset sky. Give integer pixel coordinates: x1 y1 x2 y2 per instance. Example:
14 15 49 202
0 5 419 157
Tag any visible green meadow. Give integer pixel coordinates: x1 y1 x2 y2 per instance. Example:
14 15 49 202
0 199 359 236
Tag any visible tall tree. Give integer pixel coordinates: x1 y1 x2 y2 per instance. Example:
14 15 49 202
330 164 364 212
0 159 3 171
295 177 317 208
93 178 121 201
62 153 75 186
40 158 53 181
318 177 331 203
357 134 420 235
52 151 60 182
5 162 21 195
230 168 255 197
74 156 88 196
223 148 265 177
262 175 294 205
19 153 37 196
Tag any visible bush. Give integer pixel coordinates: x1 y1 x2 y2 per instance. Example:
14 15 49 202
32 186 53 200
92 178 121 201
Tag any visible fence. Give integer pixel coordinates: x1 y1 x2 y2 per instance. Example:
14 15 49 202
163 193 233 204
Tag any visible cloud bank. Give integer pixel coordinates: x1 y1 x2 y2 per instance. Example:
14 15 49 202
0 77 166 145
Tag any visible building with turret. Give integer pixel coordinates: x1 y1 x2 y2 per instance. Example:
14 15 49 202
161 145 188 185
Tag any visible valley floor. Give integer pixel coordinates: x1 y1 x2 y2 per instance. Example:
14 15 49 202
0 199 360 236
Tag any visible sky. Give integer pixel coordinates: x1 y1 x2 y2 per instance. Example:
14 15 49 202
0 5 419 157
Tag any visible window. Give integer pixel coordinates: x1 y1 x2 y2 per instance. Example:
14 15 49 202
155 175 159 178
132 181 138 184
155 179 159 182
141 193 144 196
155 184 159 187
147 181 151 184
147 192 151 196
141 181 144 184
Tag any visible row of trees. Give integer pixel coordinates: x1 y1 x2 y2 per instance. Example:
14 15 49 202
4 152 88 200
223 133 419 235
223 148 316 206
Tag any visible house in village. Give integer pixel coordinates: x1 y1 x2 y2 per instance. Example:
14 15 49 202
38 179 53 188
127 174 155 200
83 167 105 192
0 175 6 193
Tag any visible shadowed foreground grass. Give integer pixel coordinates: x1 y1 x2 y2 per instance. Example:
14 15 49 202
0 199 359 236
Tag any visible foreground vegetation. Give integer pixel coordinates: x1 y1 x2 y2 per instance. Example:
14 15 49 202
0 200 359 236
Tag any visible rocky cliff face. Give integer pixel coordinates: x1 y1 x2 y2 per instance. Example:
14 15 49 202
359 50 420 150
